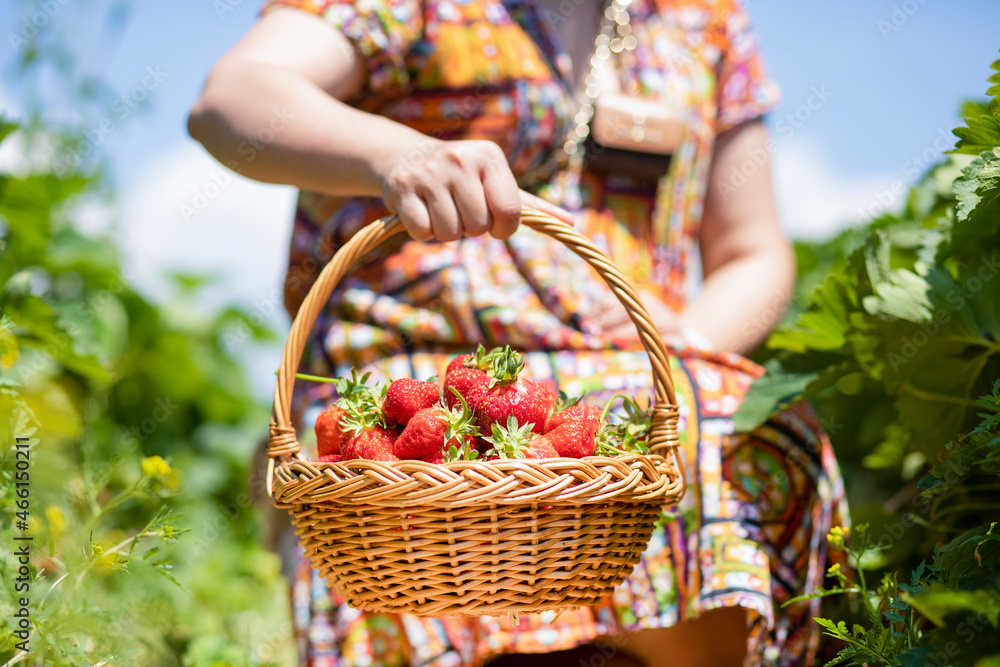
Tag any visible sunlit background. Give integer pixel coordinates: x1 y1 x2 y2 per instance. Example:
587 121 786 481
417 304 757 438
2 0 998 400
5 2 1000 665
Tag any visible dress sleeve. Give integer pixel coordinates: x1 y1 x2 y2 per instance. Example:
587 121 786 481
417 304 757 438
261 0 424 97
715 0 780 133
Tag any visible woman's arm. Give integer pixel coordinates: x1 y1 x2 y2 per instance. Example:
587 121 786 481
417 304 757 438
598 119 792 354
679 119 795 355
187 8 569 241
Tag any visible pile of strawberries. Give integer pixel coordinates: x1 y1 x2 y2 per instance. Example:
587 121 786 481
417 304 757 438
312 345 652 464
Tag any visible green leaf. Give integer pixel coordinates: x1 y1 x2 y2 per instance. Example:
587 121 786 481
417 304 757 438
734 357 854 431
938 148 1000 261
952 59 1000 154
6 294 110 382
782 587 860 607
953 116 1000 156
0 117 18 147
931 523 1000 595
906 584 1000 627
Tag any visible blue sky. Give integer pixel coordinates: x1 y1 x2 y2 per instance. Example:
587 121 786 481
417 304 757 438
4 1 996 187
2 0 996 397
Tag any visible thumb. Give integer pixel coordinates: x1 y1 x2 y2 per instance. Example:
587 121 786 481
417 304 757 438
519 189 574 225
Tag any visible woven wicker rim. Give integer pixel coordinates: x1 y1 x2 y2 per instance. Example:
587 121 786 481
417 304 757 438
267 208 684 506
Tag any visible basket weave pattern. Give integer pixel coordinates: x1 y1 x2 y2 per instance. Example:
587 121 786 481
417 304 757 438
267 209 685 616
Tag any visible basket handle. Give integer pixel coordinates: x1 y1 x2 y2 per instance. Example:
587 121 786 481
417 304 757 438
267 209 682 482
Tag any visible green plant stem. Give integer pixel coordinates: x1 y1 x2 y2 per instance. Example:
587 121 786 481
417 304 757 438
83 480 143 538
939 335 1000 352
74 508 165 587
1 650 27 666
854 533 883 626
828 631 894 665
294 372 338 384
600 393 633 424
899 383 982 409
930 502 1000 523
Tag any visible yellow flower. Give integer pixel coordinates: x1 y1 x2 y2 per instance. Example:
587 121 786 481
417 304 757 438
827 562 842 578
45 506 67 537
165 468 181 490
141 455 172 479
827 525 850 550
0 327 19 369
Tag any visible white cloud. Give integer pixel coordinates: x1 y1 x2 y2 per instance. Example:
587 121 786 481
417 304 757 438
0 128 58 176
120 141 298 401
120 140 297 311
770 139 899 241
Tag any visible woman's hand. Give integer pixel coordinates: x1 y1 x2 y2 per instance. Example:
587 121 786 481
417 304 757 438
378 138 573 242
188 10 571 240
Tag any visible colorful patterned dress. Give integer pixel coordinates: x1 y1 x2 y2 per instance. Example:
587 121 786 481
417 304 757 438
261 0 848 664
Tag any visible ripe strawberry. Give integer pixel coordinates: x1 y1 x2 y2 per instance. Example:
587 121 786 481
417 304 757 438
522 434 558 459
314 369 382 457
445 345 494 374
483 416 559 460
394 389 480 461
544 403 602 458
315 453 342 463
545 403 602 433
446 353 473 374
382 378 440 426
342 426 399 462
444 345 555 435
315 404 350 457
422 451 445 464
545 419 598 458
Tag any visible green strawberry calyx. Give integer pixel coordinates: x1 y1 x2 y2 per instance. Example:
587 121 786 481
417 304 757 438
595 394 652 456
483 415 536 459
295 368 389 432
551 390 582 417
440 387 480 447
464 344 525 388
336 372 389 433
444 440 480 462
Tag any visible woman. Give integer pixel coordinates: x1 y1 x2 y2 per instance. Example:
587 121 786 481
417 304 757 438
189 0 846 664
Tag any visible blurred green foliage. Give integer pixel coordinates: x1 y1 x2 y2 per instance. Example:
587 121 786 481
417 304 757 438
0 113 292 665
745 58 1000 665
0 1 292 663
4 0 1000 664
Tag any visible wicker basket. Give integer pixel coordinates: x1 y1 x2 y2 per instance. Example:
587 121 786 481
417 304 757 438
267 208 685 617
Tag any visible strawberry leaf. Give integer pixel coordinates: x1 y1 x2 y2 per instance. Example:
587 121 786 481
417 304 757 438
483 415 533 459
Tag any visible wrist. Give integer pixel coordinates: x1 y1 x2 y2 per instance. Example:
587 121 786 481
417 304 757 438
367 133 443 197
675 313 715 350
